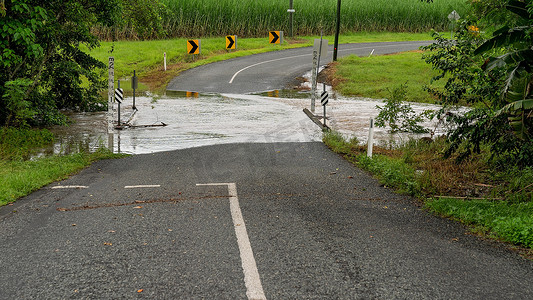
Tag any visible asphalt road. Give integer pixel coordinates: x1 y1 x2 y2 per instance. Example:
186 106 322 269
1 143 532 299
166 41 431 94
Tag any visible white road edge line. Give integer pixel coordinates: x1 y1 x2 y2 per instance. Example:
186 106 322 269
228 42 429 84
196 183 266 300
124 185 161 189
51 185 88 189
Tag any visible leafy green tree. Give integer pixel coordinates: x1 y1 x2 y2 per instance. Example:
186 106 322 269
475 0 533 140
0 0 120 127
117 0 168 40
375 84 433 134
422 0 532 167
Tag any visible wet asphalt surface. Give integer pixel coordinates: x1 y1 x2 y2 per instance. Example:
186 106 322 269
1 143 532 299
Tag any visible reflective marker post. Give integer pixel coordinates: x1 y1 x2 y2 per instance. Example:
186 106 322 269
320 83 329 128
115 81 124 128
367 118 374 158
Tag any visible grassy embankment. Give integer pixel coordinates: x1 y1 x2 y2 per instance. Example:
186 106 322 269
0 128 125 207
327 51 444 103
322 53 533 252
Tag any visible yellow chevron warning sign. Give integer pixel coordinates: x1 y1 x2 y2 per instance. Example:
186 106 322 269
269 31 284 44
187 40 200 54
226 35 237 49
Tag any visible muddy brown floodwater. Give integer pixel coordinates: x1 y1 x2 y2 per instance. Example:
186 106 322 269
46 89 447 155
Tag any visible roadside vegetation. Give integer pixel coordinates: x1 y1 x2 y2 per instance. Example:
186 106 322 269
0 128 124 206
323 131 533 251
324 0 533 253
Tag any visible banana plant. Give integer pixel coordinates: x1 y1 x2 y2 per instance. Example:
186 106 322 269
474 0 532 140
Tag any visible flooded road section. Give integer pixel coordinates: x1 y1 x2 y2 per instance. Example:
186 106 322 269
112 93 322 154
49 91 444 155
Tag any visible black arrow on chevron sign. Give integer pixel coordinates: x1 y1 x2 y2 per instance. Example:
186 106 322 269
188 40 199 54
270 31 279 44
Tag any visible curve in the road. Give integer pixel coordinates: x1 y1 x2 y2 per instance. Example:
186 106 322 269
167 41 431 95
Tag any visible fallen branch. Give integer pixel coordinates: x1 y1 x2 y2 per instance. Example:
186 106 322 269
434 195 504 201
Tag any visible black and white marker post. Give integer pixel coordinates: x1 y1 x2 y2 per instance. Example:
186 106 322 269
320 83 328 127
115 81 124 128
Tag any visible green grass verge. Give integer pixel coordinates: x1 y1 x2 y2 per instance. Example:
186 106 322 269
0 149 125 207
322 130 533 250
323 131 421 197
1 128 127 207
427 198 533 248
0 127 54 160
331 51 443 103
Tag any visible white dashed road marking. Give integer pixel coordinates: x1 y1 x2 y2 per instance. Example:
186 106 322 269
124 185 161 189
51 185 88 189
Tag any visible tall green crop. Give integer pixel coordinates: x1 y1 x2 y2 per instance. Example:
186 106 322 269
157 0 468 38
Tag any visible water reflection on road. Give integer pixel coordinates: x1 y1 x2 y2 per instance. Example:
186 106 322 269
49 91 445 155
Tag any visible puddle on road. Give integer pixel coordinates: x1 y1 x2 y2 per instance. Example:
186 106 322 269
47 89 448 155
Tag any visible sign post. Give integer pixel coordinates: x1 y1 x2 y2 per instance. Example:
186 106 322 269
164 52 167 71
108 57 114 103
288 0 295 37
448 10 460 39
311 49 318 113
131 70 138 110
107 57 115 152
